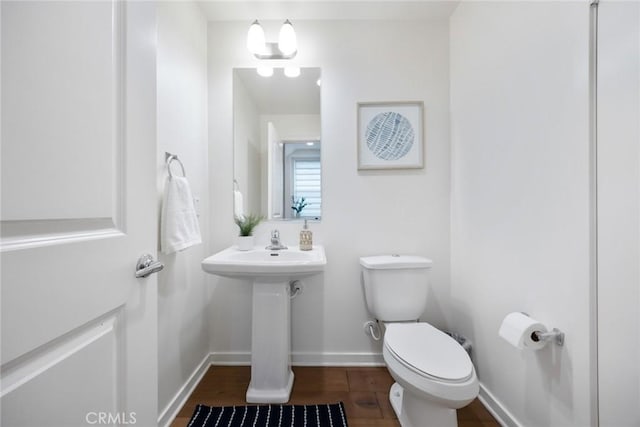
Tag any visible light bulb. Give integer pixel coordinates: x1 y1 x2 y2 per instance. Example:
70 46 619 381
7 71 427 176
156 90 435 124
284 66 300 78
256 66 273 77
247 20 266 55
278 20 297 56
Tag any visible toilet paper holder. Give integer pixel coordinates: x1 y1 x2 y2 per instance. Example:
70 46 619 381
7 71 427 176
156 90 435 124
531 328 565 346
518 312 565 347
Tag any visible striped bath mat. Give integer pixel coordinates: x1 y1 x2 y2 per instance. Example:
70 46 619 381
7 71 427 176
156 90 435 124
187 402 348 427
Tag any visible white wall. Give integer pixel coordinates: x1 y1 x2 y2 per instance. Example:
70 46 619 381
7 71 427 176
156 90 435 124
208 19 451 364
450 2 592 426
157 2 210 423
260 114 321 141
596 2 640 426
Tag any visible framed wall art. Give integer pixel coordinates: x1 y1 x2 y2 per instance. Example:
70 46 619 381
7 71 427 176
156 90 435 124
357 101 424 170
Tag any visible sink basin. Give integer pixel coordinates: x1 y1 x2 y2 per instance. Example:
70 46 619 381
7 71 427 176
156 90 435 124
202 245 326 279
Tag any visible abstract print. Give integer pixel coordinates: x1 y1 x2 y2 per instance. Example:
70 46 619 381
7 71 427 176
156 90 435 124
365 111 415 161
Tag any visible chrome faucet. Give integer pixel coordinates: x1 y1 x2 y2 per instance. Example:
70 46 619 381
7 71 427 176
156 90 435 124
266 229 288 250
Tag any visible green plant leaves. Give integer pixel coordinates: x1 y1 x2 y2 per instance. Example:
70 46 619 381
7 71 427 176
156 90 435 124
234 214 264 236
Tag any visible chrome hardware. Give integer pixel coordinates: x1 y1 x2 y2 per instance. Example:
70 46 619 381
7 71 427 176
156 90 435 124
289 280 302 299
266 229 288 250
135 254 164 278
520 312 565 347
532 328 565 346
364 320 381 341
165 152 186 178
253 42 297 60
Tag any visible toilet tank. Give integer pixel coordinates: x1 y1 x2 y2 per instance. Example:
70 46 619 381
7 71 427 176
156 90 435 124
360 255 433 322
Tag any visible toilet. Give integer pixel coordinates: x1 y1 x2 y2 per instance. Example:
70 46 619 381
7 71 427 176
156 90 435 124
360 255 479 427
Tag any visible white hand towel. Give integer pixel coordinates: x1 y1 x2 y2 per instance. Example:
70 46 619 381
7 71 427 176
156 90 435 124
234 189 245 220
161 176 202 254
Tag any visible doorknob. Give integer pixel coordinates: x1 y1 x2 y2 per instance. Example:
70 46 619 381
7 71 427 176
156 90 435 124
135 254 164 278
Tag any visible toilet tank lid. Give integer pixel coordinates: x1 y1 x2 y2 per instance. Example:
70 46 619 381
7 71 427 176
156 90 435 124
360 255 432 270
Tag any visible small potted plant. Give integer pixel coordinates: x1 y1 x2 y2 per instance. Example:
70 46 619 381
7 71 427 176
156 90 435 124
234 214 263 251
291 196 309 218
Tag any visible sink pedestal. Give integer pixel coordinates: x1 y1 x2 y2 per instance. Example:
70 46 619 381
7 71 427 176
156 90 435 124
201 245 326 403
246 279 293 403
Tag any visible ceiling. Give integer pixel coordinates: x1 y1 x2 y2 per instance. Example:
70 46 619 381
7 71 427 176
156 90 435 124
235 67 321 114
198 1 460 21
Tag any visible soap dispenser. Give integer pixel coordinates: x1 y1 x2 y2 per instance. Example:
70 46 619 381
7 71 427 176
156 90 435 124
299 219 313 251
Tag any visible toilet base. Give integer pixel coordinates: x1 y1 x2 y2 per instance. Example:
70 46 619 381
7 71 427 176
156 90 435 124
389 382 458 427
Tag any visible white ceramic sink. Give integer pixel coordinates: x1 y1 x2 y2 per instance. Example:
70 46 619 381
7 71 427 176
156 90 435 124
202 245 326 279
201 243 326 403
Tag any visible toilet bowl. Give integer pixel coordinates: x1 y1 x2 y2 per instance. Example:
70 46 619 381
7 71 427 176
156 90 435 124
383 322 479 427
359 255 479 427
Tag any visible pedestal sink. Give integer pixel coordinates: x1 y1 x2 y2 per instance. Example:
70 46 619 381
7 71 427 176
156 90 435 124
202 245 326 403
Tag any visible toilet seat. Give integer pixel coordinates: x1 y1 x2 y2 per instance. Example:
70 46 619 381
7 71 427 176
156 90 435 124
384 323 473 383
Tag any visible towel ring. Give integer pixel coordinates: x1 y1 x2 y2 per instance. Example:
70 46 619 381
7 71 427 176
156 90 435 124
165 152 186 178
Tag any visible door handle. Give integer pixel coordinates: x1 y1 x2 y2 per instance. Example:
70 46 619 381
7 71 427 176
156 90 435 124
135 254 164 278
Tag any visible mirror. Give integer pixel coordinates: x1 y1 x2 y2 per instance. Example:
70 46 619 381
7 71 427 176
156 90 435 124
233 67 321 220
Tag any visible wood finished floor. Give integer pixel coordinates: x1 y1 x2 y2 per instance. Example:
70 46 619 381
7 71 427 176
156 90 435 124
171 366 499 427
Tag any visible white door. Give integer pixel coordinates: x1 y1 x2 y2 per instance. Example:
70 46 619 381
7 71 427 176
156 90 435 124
1 2 158 426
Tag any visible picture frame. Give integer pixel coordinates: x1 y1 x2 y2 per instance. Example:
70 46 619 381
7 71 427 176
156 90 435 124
357 101 424 170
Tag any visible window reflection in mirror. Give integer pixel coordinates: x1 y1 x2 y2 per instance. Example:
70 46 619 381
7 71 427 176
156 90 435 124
283 141 321 220
233 68 321 221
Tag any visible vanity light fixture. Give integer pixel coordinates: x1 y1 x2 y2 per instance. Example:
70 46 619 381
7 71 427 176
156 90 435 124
284 66 301 78
247 19 297 60
247 20 266 55
278 20 297 56
256 65 274 77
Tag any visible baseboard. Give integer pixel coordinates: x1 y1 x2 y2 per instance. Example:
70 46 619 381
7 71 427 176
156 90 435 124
292 352 385 366
478 382 522 427
158 353 212 427
210 351 385 367
209 351 251 365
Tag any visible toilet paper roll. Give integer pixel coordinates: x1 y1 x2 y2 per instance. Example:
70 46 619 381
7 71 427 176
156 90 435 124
499 312 547 350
